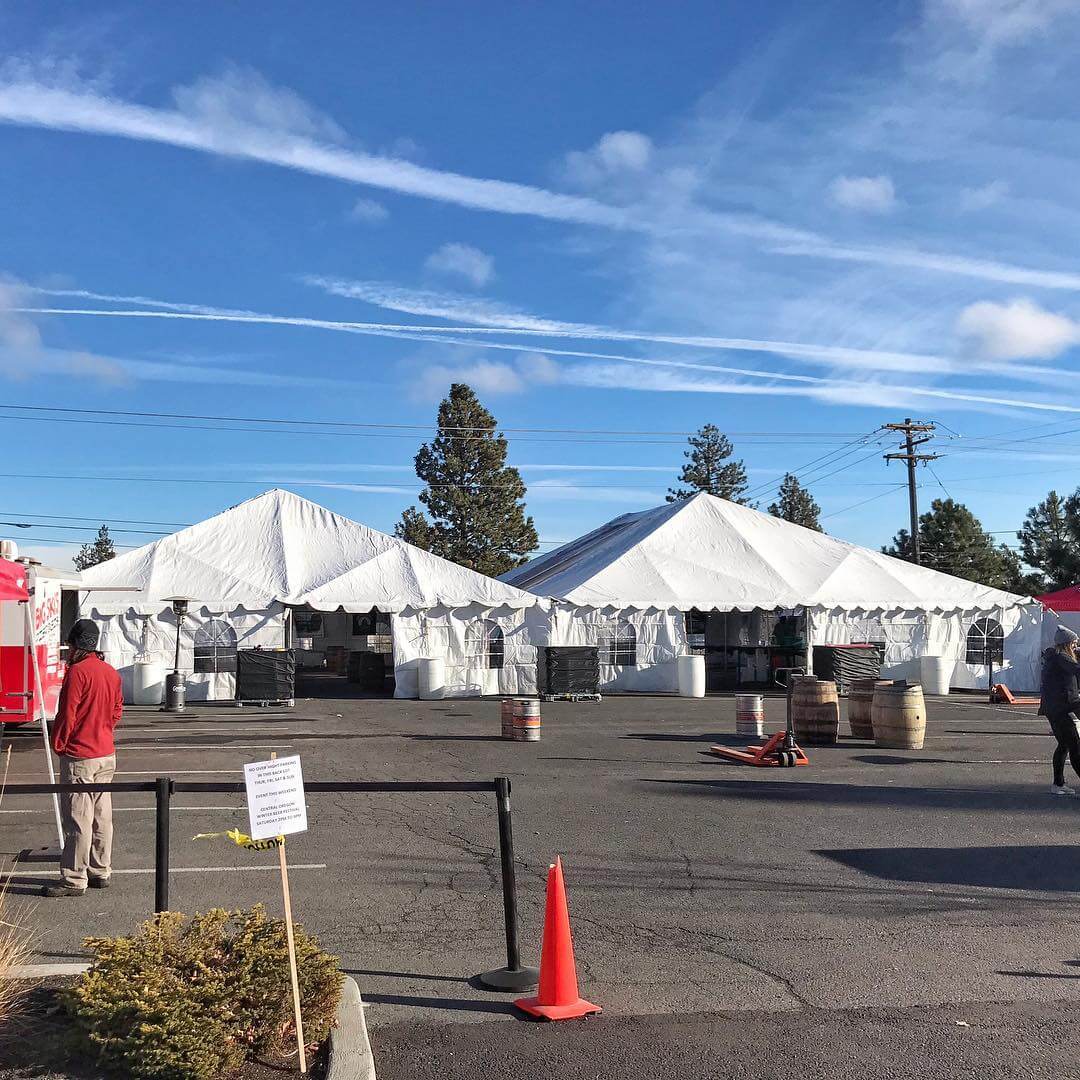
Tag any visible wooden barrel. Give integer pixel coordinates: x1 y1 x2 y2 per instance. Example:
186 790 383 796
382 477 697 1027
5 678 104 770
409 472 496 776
848 678 891 740
872 682 926 749
735 693 765 738
791 677 840 745
500 698 516 740
512 699 541 742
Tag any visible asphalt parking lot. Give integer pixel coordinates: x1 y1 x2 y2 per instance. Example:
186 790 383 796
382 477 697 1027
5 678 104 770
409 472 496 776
3 689 1080 1077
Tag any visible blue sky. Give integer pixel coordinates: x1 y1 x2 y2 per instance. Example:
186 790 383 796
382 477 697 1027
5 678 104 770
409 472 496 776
2 0 1080 569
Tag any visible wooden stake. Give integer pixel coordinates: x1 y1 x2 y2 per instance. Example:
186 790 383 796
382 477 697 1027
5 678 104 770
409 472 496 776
270 751 307 1074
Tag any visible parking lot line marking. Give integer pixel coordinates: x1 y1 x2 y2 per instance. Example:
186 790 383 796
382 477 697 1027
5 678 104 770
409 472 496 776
116 769 243 775
6 865 327 877
0 806 240 814
118 744 295 750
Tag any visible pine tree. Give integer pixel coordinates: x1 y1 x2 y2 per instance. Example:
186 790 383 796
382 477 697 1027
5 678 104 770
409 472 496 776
883 498 1019 590
1017 489 1080 592
666 424 750 504
395 383 538 576
73 524 116 571
768 474 822 531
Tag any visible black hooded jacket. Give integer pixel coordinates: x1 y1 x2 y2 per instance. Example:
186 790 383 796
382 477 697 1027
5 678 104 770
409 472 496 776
1039 647 1080 716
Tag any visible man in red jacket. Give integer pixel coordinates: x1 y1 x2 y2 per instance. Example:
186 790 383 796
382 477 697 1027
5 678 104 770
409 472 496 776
42 619 124 897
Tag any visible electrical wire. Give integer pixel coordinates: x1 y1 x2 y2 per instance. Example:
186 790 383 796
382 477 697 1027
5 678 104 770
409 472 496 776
820 486 906 520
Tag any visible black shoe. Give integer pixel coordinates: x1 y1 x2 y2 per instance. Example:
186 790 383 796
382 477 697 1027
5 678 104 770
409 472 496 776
41 882 86 898
88 877 111 890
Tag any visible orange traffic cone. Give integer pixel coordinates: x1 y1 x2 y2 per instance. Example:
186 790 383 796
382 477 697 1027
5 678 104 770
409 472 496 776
514 857 601 1021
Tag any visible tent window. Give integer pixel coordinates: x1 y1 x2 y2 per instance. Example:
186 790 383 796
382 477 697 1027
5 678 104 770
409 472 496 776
603 620 637 667
966 618 1004 665
193 619 238 674
466 619 504 670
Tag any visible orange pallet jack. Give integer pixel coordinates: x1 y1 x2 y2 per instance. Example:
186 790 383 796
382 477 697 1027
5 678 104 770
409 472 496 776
990 683 1039 706
710 667 810 768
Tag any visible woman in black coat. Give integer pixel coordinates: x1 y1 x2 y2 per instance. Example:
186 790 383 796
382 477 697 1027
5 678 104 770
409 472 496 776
1040 625 1080 796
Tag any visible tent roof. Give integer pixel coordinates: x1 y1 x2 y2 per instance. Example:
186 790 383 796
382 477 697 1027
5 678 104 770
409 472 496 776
79 489 541 613
501 492 1032 613
1037 585 1080 612
0 558 28 602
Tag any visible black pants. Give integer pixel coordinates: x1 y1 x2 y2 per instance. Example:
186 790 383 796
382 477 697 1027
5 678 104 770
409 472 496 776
1048 711 1080 786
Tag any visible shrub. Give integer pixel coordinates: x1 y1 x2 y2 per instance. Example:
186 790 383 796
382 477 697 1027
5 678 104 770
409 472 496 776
67 906 343 1080
0 883 35 1023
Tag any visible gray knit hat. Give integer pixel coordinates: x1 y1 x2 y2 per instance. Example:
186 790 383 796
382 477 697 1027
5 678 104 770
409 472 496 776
1054 625 1078 647
67 619 99 651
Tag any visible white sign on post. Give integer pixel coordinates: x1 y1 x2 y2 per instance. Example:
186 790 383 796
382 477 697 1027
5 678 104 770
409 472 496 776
243 754 308 841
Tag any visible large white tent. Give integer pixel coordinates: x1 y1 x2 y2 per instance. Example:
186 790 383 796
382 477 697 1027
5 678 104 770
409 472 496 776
79 489 545 700
502 493 1043 693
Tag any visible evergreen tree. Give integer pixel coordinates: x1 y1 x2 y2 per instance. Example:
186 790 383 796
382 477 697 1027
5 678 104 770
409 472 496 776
73 524 116 571
666 424 750 504
768 474 822 531
1017 489 1080 592
883 498 1019 590
395 383 538 576
395 506 435 551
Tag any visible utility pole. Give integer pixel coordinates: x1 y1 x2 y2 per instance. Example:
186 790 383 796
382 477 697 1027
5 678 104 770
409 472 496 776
884 419 939 566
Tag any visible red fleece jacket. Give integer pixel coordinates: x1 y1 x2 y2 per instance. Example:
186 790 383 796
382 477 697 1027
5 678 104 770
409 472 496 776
52 654 124 759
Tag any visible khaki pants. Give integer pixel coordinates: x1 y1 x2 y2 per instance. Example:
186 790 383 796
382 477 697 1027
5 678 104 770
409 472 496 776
59 754 115 888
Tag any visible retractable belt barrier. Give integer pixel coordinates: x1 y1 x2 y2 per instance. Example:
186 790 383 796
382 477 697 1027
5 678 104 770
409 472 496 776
2 775 537 991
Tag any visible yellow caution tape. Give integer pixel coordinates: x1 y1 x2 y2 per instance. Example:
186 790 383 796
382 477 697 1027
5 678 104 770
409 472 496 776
192 827 284 851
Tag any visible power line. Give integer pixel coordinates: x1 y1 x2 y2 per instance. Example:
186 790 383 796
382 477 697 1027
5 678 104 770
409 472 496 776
0 520 172 537
821 485 906 521
743 427 887 503
0 404 867 441
0 510 192 528
8 535 139 550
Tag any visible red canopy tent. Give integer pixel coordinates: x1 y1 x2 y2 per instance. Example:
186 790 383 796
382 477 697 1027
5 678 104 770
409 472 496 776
1037 585 1080 612
0 557 28 602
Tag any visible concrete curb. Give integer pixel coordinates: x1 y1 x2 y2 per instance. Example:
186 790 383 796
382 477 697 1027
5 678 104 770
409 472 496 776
2 962 90 979
328 975 376 1080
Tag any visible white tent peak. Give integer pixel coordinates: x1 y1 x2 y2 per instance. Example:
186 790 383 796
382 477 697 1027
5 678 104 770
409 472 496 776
79 488 540 612
502 491 1031 613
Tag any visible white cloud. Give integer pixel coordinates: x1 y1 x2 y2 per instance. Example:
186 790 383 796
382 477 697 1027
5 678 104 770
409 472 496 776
348 197 389 224
959 179 1010 211
17 284 1080 414
828 174 897 213
564 130 653 186
2 70 1079 293
171 67 347 142
928 0 1077 48
0 72 628 228
0 280 128 383
956 296 1080 359
413 358 525 401
423 243 495 288
515 351 561 384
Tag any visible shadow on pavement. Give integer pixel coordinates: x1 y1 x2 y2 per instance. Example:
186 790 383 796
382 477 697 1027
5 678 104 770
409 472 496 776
996 969 1080 979
407 735 505 743
344 968 469 984
819 844 1080 891
622 732 723 743
360 993 517 1015
639 777 1065 814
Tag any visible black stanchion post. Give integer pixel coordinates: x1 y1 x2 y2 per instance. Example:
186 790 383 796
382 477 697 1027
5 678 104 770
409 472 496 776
154 777 172 914
477 776 539 992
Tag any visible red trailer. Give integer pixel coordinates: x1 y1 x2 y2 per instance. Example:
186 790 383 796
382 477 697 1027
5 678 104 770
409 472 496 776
0 556 70 726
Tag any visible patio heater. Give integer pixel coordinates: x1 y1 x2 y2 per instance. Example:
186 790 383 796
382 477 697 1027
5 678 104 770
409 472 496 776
162 596 192 712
